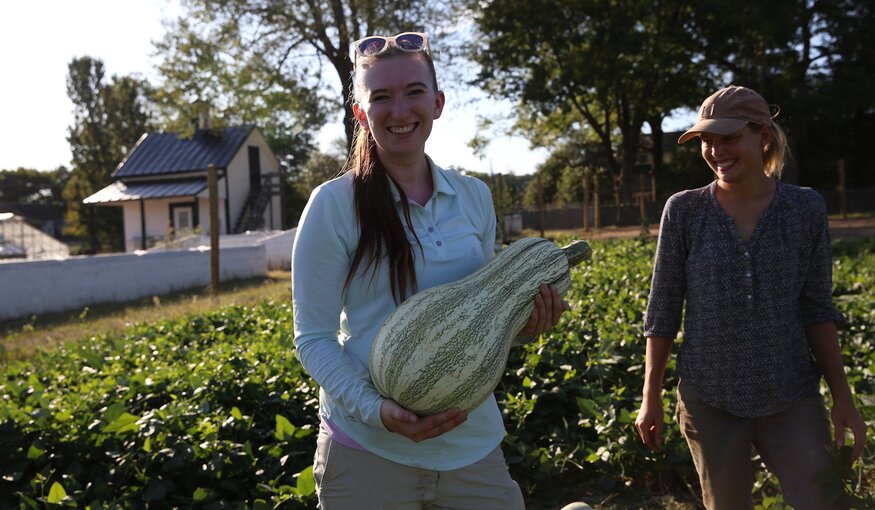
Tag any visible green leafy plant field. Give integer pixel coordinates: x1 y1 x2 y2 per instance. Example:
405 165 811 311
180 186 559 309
1 238 872 509
1 303 319 509
502 237 875 509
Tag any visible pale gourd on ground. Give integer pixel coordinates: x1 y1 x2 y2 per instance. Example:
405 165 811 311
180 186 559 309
369 237 592 416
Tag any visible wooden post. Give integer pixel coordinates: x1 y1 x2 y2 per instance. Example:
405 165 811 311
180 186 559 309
208 164 220 297
140 199 147 251
498 173 508 244
538 172 545 238
593 177 601 231
88 205 97 255
583 175 591 231
838 159 847 220
639 174 647 223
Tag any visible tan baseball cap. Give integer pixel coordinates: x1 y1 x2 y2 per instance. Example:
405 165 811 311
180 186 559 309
677 85 772 144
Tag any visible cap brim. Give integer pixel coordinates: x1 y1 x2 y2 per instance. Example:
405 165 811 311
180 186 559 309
677 118 750 144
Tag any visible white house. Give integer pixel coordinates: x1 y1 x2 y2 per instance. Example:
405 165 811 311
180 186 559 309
84 126 282 252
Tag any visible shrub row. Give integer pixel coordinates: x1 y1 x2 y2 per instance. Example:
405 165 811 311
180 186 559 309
1 238 872 508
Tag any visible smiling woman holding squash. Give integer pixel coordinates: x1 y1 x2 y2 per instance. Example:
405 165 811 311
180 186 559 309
291 32 568 509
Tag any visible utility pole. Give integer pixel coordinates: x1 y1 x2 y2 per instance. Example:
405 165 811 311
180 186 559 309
583 174 591 231
538 172 545 238
208 164 220 297
838 159 847 220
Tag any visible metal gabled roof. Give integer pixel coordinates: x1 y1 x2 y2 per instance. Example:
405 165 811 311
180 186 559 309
83 178 208 204
112 126 254 178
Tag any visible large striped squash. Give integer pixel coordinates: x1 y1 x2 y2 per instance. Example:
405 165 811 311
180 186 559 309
369 237 592 416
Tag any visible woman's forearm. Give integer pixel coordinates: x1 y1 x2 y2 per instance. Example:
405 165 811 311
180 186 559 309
808 321 854 403
643 336 674 402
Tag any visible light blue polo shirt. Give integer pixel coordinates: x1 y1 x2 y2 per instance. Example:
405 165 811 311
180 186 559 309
291 157 503 470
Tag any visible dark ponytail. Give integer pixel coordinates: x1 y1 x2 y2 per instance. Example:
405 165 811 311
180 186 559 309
342 123 421 303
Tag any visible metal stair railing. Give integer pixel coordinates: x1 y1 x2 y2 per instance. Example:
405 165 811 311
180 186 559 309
233 173 282 233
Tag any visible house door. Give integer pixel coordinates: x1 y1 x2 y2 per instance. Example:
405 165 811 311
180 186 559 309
248 146 261 192
173 206 194 236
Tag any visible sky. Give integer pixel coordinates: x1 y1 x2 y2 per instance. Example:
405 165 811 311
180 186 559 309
0 0 550 176
0 1 692 176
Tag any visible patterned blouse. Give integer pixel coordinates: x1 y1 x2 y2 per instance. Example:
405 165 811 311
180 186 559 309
644 180 844 418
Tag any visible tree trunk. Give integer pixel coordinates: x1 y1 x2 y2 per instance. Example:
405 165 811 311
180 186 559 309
583 175 591 231
648 116 664 182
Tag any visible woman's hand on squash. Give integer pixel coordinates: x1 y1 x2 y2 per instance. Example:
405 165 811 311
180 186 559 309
380 399 468 442
519 284 570 339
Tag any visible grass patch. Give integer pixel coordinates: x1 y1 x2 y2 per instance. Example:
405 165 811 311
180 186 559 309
0 271 291 363
518 225 657 243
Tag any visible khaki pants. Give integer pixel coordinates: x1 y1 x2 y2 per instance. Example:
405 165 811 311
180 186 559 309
676 380 840 510
313 432 525 510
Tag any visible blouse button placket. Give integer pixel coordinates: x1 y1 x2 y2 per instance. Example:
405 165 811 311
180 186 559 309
742 248 754 310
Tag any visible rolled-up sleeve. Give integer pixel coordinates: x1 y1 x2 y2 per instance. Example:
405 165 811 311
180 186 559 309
644 193 688 338
292 184 386 429
478 181 497 262
799 194 846 328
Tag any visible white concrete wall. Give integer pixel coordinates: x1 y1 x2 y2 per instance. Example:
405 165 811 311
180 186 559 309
0 245 266 321
144 228 296 271
261 228 296 270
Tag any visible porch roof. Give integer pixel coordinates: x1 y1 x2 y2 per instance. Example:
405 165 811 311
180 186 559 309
83 178 207 204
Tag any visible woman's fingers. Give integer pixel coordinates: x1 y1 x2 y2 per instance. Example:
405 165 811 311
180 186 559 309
413 408 468 440
541 284 553 328
519 284 573 337
381 400 468 442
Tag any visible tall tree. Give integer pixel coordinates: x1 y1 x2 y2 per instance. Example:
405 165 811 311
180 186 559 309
153 17 323 173
686 0 875 187
819 0 875 188
470 0 707 207
0 167 70 207
63 57 153 253
155 0 466 152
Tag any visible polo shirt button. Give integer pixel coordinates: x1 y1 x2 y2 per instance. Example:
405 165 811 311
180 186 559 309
428 226 434 232
436 241 442 246
747 294 752 300
745 272 752 277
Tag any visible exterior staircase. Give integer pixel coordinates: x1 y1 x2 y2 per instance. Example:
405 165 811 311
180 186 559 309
234 173 282 233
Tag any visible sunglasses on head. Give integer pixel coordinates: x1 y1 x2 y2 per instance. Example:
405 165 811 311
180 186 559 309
353 32 429 58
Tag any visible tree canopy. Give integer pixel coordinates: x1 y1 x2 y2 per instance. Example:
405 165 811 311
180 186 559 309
470 0 707 201
63 57 153 252
22 0 870 245
0 167 70 208
155 0 466 152
471 0 874 198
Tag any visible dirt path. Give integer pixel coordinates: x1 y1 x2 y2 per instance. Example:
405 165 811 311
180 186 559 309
570 216 875 241
828 217 875 239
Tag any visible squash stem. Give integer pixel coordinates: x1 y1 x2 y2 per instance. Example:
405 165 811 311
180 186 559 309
562 240 593 267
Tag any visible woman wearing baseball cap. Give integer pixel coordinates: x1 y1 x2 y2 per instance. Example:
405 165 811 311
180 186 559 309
635 85 866 509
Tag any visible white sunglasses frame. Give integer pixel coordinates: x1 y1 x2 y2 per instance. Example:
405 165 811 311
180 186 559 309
352 32 430 60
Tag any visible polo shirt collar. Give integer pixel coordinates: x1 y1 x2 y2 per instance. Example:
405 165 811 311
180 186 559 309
388 154 456 204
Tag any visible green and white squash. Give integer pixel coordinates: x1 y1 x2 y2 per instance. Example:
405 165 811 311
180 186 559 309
369 237 592 416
